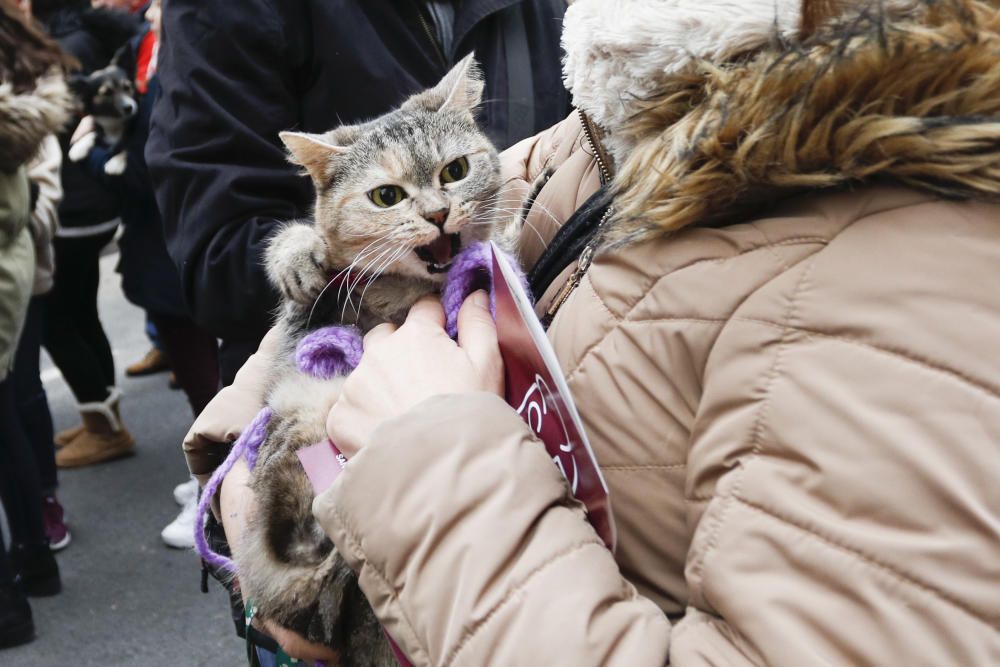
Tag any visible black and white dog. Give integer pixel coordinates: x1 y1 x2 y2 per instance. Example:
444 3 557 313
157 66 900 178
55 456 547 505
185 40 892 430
68 65 138 175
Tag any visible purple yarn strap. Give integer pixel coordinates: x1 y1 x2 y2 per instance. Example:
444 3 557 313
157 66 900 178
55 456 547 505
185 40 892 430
194 406 273 573
295 326 363 379
442 241 530 338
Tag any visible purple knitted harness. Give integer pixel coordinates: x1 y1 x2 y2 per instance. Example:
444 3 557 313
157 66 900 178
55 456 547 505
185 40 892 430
194 241 527 573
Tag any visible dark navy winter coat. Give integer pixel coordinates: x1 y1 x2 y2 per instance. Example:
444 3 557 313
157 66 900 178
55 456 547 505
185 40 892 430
115 32 190 319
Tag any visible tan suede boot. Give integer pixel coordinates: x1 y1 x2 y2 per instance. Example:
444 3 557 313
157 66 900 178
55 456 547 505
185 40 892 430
54 423 85 449
56 389 135 468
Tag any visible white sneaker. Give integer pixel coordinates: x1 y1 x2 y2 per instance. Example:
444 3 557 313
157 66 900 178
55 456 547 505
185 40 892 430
161 496 197 549
172 478 198 506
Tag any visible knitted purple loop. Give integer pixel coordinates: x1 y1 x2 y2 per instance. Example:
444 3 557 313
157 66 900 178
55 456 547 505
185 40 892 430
193 406 273 574
442 241 531 338
295 326 364 379
241 406 273 471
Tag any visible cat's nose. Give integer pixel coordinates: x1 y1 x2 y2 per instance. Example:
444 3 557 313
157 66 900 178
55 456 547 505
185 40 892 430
423 208 449 229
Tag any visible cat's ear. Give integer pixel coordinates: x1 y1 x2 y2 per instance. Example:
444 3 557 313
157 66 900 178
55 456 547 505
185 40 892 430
279 131 347 186
402 54 484 115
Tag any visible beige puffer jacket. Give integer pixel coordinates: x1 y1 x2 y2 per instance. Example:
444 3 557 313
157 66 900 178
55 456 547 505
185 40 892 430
310 2 1000 665
187 1 1000 664
0 73 72 380
27 134 63 295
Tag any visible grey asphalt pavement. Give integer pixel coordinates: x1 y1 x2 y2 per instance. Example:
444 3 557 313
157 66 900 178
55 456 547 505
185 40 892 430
4 250 239 666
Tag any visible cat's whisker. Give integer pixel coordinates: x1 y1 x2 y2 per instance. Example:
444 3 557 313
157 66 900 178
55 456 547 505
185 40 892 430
351 241 402 293
333 236 397 309
306 235 396 328
480 199 564 229
470 206 550 246
353 244 409 323
342 243 401 321
479 201 563 229
340 243 403 321
471 218 546 247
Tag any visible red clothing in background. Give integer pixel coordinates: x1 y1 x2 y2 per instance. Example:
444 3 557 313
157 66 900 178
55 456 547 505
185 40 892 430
135 29 157 94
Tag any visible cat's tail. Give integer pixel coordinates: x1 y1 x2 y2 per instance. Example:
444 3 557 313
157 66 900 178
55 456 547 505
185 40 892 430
193 406 274 575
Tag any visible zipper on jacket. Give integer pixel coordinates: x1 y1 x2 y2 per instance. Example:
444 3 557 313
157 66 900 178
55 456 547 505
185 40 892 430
540 112 615 326
579 108 612 185
542 205 614 327
412 1 448 71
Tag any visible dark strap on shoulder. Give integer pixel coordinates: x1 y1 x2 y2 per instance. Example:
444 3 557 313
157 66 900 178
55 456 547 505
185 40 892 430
528 187 612 298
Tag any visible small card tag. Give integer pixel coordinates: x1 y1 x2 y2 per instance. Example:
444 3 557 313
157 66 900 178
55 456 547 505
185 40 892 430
296 439 348 495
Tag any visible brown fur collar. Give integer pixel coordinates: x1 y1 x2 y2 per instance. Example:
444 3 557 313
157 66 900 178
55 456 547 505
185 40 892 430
608 0 1000 244
0 71 73 172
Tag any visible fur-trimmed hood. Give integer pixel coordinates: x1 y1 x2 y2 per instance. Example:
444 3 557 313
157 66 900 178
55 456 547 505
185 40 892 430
0 71 73 172
562 0 1000 243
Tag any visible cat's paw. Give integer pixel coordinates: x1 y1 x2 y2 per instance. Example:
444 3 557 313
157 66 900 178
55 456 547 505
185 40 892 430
104 152 127 175
266 223 331 305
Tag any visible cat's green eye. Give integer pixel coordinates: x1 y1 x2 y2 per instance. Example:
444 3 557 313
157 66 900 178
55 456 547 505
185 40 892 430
440 156 470 184
369 185 407 208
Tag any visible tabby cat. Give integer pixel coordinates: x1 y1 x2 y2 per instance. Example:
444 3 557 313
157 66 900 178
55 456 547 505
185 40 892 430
237 56 503 664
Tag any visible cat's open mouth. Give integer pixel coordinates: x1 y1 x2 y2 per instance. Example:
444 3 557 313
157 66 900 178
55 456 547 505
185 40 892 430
415 233 460 274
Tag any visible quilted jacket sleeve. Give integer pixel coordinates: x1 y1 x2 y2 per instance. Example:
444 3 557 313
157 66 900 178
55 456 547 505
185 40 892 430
314 392 670 666
182 326 280 491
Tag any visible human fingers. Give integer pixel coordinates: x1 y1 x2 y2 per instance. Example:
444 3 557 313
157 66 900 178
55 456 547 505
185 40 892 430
261 618 340 663
404 296 445 329
70 115 94 144
363 322 396 349
325 395 369 458
457 290 503 395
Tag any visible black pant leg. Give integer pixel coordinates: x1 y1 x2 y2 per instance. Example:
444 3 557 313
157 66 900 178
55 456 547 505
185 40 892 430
0 379 46 548
43 231 117 404
12 297 57 494
79 234 117 385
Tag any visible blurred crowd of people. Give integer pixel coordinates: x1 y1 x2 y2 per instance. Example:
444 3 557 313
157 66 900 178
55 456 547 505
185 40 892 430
0 0 219 648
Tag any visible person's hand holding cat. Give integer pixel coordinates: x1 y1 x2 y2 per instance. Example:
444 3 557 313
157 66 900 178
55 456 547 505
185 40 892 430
326 290 503 457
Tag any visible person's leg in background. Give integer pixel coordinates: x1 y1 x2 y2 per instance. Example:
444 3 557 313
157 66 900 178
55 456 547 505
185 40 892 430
11 297 69 551
0 379 60 600
43 230 135 468
125 316 171 378
149 313 220 549
151 313 219 547
0 523 34 649
149 313 219 416
76 234 117 391
44 232 117 403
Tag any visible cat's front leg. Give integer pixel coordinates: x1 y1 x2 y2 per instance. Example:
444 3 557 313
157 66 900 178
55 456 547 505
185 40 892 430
266 223 331 306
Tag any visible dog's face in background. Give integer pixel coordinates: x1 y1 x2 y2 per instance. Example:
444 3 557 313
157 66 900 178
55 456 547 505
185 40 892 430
67 64 138 174
70 65 138 123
